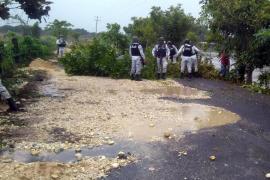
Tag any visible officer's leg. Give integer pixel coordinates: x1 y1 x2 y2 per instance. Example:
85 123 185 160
0 82 18 111
181 56 186 73
130 57 136 80
135 57 142 81
173 55 177 64
187 58 192 79
162 58 168 80
156 58 161 79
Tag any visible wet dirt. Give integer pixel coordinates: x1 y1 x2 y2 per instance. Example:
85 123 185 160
141 86 200 97
120 104 240 142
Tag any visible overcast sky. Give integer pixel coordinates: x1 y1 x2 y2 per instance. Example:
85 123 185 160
1 0 201 32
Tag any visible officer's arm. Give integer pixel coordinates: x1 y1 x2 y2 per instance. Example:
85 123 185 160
152 46 157 57
173 45 178 53
177 45 184 56
193 46 200 54
138 45 145 59
129 46 132 57
166 45 170 57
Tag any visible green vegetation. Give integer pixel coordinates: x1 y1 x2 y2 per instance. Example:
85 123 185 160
201 0 270 84
0 32 55 81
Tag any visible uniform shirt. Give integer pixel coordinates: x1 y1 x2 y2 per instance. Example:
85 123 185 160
168 45 178 56
152 44 170 58
129 43 145 59
178 44 200 57
56 39 67 47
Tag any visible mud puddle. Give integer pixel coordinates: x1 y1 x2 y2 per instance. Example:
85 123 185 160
141 86 203 97
121 104 240 142
39 82 65 98
0 141 140 164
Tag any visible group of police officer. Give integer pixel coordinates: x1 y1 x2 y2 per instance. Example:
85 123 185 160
129 36 200 81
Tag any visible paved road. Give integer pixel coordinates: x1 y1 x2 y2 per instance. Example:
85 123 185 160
107 78 270 180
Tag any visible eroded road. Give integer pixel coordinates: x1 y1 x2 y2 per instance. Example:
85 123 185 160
0 59 269 180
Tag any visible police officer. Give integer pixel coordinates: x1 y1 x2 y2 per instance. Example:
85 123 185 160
152 37 170 80
129 36 145 81
56 35 67 57
167 41 178 64
178 39 200 79
0 41 18 112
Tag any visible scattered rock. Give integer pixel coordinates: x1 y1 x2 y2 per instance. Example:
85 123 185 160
30 149 40 156
99 156 106 161
194 117 199 121
164 132 172 138
107 140 115 145
104 137 110 140
1 159 12 163
111 163 120 169
75 153 83 161
51 174 59 179
266 173 270 179
117 151 127 159
75 148 82 153
178 151 188 157
149 167 155 171
209 155 216 161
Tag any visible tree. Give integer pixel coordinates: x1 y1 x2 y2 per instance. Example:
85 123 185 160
31 22 42 38
100 23 129 53
46 19 73 38
0 0 51 21
201 0 270 83
70 31 80 42
124 5 200 47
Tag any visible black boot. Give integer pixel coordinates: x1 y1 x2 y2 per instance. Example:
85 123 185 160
162 73 166 80
135 74 142 81
131 74 135 80
7 98 18 112
180 73 184 79
188 73 192 79
157 73 161 80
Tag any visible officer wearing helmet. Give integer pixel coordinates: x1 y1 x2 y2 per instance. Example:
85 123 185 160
152 37 170 80
177 39 200 79
0 41 18 112
167 41 178 64
129 36 145 81
56 35 67 58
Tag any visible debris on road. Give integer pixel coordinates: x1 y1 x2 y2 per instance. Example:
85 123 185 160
209 155 216 161
118 151 128 159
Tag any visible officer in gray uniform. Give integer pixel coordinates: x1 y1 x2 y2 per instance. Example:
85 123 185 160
167 41 178 64
152 37 170 80
0 41 18 112
129 36 145 81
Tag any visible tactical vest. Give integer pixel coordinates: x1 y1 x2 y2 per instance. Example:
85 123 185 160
58 40 66 48
169 46 176 56
182 44 193 57
156 44 167 58
130 43 141 56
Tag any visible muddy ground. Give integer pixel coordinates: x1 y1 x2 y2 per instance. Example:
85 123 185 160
0 59 269 180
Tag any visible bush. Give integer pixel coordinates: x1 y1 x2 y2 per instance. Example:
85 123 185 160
60 38 129 77
258 72 270 88
0 33 55 79
198 61 219 79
